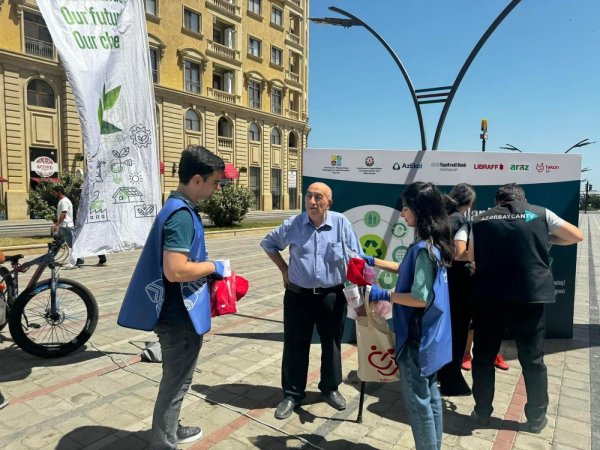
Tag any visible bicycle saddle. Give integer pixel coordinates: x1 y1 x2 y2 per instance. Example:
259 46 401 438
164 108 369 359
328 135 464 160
6 254 24 264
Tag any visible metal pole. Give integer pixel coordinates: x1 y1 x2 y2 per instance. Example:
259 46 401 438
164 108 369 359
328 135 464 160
585 182 589 214
328 6 427 151
432 0 522 150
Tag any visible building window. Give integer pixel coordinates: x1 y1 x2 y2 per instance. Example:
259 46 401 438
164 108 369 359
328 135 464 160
271 7 283 27
218 117 233 138
185 110 201 131
149 48 159 83
249 167 261 210
26 79 55 109
248 0 261 15
145 0 157 16
248 81 261 109
24 12 54 60
271 46 282 66
289 131 298 149
184 61 201 93
271 168 281 210
183 9 201 33
249 123 261 142
271 88 282 114
248 37 261 57
271 127 281 145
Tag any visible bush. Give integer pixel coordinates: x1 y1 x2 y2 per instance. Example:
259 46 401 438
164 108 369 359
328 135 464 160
198 183 252 227
26 172 84 221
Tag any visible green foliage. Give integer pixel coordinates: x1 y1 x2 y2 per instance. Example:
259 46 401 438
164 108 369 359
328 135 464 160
26 172 84 221
198 184 253 227
98 84 122 134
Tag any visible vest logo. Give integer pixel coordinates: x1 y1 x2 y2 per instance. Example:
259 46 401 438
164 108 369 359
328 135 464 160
524 210 538 222
365 156 375 167
474 163 504 170
510 164 529 171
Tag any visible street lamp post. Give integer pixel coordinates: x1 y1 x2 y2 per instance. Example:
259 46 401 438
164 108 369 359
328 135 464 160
499 144 523 152
480 118 488 152
564 139 597 153
310 1 522 150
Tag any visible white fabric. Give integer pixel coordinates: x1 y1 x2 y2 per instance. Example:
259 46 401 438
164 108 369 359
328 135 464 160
38 0 160 260
454 224 469 242
56 197 74 228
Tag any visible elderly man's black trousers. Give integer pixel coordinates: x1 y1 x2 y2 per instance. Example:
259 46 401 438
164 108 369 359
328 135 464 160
281 287 347 403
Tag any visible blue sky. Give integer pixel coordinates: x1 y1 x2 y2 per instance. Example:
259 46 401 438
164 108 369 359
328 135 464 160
308 1 600 190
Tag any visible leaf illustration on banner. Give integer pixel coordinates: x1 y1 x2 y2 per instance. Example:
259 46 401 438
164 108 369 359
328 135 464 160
98 84 122 135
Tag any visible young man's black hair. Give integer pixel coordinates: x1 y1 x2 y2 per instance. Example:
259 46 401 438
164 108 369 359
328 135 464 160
495 183 526 205
178 146 225 184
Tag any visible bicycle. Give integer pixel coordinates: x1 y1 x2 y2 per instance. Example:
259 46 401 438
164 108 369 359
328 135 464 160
0 235 98 358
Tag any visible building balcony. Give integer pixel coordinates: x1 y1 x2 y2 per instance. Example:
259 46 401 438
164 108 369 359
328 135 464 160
206 0 241 21
286 31 302 48
207 41 241 63
285 70 300 85
25 37 54 60
218 136 234 150
207 87 239 104
287 109 299 120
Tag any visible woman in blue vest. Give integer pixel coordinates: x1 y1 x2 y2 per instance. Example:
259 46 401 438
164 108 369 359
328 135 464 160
367 182 453 450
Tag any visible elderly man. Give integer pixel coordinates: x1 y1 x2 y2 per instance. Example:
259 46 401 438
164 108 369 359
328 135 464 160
467 183 583 433
261 182 361 419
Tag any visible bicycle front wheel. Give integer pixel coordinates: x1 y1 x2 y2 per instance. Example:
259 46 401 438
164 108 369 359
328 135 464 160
8 278 98 358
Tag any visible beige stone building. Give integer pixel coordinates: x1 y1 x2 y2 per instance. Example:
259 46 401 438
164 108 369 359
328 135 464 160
0 0 309 220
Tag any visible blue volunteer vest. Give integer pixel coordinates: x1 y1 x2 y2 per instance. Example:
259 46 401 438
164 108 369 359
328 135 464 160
117 197 211 335
393 241 452 377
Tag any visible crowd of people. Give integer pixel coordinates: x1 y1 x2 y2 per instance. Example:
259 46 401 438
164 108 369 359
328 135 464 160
1 145 584 450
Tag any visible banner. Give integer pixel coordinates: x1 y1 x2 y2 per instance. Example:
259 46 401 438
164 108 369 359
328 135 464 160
38 0 160 259
304 150 582 339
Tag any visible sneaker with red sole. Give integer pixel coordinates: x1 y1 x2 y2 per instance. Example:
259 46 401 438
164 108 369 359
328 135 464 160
494 354 509 370
461 354 472 371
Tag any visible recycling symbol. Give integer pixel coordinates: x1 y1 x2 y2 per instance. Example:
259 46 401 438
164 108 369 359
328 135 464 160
360 234 387 260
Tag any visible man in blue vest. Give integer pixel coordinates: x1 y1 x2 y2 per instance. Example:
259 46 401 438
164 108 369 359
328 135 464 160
118 146 226 448
468 183 582 433
261 182 362 419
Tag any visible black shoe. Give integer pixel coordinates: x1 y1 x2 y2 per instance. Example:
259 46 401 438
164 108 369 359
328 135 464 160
528 416 548 434
76 258 84 266
98 255 107 265
471 410 490 426
440 386 472 397
324 390 346 411
176 422 202 444
0 392 8 410
275 398 298 419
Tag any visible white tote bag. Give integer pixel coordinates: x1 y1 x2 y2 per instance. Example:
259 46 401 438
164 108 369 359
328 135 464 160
356 301 400 383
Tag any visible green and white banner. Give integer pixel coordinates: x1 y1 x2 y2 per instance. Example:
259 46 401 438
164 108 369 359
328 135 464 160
304 150 582 338
38 0 160 259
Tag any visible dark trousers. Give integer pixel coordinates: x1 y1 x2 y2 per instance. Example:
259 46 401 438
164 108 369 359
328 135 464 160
472 302 548 424
282 286 346 402
437 263 472 393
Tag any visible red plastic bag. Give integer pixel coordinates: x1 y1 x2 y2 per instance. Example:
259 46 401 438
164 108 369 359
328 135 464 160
210 272 249 317
347 257 372 286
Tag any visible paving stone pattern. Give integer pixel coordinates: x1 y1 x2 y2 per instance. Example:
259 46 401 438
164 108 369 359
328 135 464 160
0 213 598 449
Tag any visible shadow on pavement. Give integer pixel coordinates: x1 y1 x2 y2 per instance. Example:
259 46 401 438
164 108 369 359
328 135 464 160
250 434 379 449
0 344 133 382
213 331 283 342
56 426 151 449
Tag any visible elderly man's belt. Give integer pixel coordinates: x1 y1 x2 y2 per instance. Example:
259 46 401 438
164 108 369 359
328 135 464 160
287 282 343 296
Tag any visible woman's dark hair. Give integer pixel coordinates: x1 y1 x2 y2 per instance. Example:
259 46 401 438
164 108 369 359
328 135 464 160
402 182 454 266
444 183 476 214
178 145 225 184
495 183 526 204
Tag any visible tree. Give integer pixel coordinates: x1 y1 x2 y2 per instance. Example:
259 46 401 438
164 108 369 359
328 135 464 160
26 172 84 221
198 184 252 227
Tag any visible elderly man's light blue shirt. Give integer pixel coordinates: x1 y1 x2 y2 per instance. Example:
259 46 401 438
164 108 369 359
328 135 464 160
261 211 362 289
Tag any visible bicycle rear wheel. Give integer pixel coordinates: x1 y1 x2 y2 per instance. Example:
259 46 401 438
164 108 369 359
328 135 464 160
8 278 98 358
0 266 16 332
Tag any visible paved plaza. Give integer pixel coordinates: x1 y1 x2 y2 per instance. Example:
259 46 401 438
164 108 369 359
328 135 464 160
0 214 599 449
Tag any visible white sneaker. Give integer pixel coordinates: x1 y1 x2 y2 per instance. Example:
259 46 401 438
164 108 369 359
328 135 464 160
63 263 76 270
